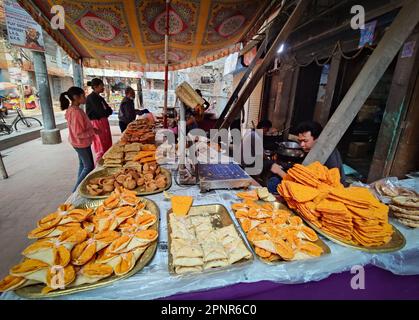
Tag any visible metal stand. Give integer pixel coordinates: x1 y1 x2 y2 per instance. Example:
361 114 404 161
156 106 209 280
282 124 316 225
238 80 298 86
0 152 8 179
177 99 197 185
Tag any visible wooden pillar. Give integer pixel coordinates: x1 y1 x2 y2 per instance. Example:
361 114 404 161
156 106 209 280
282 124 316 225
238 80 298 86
303 0 419 166
313 54 342 127
33 51 62 144
368 31 419 181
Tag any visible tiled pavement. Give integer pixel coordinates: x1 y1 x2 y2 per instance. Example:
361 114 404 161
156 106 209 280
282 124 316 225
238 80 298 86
0 126 121 278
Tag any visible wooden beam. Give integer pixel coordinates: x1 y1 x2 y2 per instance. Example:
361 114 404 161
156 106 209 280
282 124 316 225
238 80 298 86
368 31 419 181
313 54 342 126
219 0 311 130
303 0 419 166
214 10 286 129
283 65 300 140
290 0 404 52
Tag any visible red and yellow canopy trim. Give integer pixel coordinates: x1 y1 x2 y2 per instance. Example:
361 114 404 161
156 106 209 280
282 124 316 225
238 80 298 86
18 0 269 71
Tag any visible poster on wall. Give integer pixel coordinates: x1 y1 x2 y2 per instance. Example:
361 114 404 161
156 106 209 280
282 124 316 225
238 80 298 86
4 0 45 52
358 20 377 48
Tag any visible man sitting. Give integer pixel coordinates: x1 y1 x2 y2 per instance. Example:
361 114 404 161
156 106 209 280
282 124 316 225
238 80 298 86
267 121 347 193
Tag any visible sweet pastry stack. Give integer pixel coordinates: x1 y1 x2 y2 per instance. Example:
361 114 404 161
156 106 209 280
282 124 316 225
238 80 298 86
102 142 158 168
277 162 394 247
231 198 324 262
168 200 252 274
121 120 155 144
374 181 419 228
103 143 125 168
0 188 158 294
389 196 419 228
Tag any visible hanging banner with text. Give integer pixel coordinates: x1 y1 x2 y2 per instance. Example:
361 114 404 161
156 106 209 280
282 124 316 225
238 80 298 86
4 0 45 52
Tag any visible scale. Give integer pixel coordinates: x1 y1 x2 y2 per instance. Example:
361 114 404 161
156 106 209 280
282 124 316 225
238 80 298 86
175 82 252 191
197 163 253 192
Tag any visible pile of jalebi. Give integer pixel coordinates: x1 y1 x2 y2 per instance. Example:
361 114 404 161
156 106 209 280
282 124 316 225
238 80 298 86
0 187 158 294
277 162 393 247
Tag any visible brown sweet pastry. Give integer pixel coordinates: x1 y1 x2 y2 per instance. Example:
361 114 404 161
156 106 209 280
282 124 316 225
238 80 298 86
123 175 137 190
145 181 157 192
155 176 167 189
102 178 116 193
136 177 145 187
87 184 103 196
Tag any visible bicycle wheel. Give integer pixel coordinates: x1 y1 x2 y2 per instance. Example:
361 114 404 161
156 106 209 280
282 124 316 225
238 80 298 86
14 117 42 130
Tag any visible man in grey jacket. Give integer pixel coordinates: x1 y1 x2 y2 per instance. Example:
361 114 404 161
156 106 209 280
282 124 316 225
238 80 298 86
267 121 347 193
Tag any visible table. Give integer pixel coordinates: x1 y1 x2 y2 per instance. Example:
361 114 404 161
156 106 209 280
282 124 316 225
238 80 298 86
163 265 419 300
1 171 418 300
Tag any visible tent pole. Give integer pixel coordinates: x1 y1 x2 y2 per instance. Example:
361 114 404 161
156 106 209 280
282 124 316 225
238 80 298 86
163 0 170 129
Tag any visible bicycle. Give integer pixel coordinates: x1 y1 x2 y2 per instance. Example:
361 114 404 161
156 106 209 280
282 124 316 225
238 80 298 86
0 106 42 135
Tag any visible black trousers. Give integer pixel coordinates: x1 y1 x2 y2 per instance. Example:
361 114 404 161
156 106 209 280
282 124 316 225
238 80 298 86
119 121 128 133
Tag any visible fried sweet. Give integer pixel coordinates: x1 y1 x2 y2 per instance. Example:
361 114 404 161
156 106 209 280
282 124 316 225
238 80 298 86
0 275 38 292
22 239 71 266
69 262 113 287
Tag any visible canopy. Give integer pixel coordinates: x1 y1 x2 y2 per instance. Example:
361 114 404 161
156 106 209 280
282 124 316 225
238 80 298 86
18 0 269 71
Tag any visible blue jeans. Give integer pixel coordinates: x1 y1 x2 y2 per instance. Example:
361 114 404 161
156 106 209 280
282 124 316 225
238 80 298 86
73 146 94 192
267 175 282 195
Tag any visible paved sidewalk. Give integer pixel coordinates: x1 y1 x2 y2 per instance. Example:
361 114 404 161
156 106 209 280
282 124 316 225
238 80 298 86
0 111 67 151
0 126 121 278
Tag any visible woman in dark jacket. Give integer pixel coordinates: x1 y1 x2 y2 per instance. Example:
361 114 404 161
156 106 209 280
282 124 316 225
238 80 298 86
85 78 113 164
118 87 137 132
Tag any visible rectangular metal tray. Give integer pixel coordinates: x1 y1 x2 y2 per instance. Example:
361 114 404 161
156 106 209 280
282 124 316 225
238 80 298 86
15 198 160 299
167 204 254 276
233 201 331 265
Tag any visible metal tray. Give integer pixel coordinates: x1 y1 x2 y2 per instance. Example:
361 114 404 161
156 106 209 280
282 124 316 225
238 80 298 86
79 167 172 199
232 201 331 265
301 216 405 253
15 198 160 299
167 204 254 276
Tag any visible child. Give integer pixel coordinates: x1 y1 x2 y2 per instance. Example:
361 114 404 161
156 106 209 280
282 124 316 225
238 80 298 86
60 87 98 192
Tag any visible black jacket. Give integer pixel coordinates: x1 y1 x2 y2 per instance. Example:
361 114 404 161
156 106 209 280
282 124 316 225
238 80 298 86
118 97 137 124
86 92 113 120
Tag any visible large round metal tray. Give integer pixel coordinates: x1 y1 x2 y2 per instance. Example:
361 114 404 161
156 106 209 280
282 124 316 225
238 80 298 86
79 167 172 199
15 198 159 298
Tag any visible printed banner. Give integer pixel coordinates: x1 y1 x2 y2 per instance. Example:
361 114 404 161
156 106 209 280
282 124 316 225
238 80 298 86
4 0 45 52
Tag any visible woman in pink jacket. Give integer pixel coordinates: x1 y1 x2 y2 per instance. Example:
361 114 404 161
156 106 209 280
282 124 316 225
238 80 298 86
60 87 98 192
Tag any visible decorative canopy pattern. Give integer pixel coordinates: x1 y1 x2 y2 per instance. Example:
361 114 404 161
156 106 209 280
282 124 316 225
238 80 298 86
18 0 269 71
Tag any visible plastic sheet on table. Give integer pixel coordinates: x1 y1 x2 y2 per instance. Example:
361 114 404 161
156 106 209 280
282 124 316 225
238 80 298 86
2 178 419 300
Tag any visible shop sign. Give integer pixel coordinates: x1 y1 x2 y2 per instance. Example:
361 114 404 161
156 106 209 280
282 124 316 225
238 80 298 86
4 0 45 52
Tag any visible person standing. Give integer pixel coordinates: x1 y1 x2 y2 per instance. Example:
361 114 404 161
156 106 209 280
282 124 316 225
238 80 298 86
85 78 113 163
118 87 137 132
60 87 97 192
